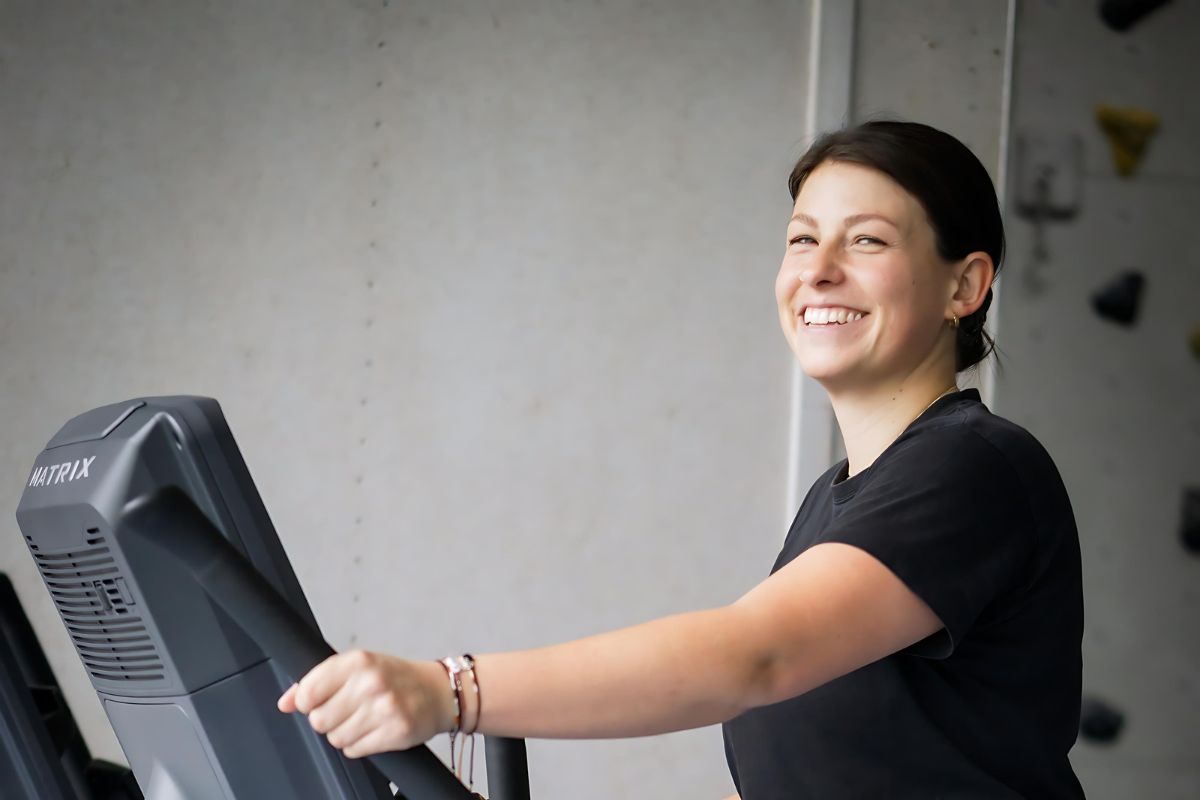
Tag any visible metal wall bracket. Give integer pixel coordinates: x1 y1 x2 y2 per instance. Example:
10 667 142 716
1013 132 1084 295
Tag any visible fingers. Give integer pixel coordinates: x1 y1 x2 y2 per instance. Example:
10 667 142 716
277 683 298 713
276 650 429 757
324 700 376 753
294 650 376 715
341 723 411 759
295 651 402 738
325 690 418 758
305 661 381 736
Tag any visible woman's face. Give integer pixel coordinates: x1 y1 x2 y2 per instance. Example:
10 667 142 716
775 160 956 391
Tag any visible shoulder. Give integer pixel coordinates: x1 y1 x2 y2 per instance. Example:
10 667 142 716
887 398 1060 488
873 399 1075 549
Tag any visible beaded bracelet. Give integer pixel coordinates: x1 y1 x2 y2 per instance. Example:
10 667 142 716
437 654 482 794
459 653 480 789
438 656 464 774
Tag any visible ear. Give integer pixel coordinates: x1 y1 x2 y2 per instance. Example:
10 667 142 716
950 252 994 318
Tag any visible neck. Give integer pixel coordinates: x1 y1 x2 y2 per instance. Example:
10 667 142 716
830 373 959 479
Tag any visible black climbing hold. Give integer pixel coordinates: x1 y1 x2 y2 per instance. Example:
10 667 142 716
1079 695 1125 744
1099 0 1173 32
1091 271 1144 326
1181 487 1200 555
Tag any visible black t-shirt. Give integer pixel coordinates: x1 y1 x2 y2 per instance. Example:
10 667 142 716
722 388 1084 799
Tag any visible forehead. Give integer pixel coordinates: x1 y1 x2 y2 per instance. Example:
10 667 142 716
791 161 923 227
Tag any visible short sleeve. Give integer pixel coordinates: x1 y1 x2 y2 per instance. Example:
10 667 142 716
820 429 1035 659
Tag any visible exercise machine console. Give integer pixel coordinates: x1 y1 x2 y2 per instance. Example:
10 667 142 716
15 396 531 799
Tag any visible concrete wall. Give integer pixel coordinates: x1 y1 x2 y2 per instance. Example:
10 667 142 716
837 0 1012 455
0 1 809 797
999 1 1200 796
852 0 1010 185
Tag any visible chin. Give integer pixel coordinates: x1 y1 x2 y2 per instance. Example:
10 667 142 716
792 350 845 379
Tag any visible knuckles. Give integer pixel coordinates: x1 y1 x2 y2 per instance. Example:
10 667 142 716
294 651 423 756
360 668 388 694
376 690 400 714
346 649 375 669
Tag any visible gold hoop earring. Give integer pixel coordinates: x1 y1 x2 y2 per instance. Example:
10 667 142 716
950 313 959 329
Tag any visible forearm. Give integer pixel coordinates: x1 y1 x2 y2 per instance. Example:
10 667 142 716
456 606 771 739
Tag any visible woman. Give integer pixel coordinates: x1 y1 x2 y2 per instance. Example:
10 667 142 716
278 121 1085 799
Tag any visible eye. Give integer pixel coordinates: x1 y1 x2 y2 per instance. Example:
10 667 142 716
788 235 816 246
854 235 885 246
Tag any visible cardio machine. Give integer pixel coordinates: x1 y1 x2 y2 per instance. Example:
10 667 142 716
14 396 532 799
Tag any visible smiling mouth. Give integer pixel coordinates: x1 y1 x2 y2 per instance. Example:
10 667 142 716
798 311 869 328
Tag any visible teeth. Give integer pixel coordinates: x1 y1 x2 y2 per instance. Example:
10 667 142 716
803 307 865 326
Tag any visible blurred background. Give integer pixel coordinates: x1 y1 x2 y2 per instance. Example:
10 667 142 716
0 0 1196 797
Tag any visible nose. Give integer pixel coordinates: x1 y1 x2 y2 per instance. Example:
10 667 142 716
798 243 843 287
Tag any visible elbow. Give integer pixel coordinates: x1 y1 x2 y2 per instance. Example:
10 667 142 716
726 604 791 713
745 649 803 711
726 600 834 712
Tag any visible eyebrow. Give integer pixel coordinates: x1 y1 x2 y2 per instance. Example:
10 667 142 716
789 213 899 229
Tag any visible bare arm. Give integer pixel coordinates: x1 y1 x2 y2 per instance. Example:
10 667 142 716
453 542 942 739
453 604 766 739
286 542 943 755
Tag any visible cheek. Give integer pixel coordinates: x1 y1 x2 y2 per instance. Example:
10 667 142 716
775 259 798 306
874 276 933 337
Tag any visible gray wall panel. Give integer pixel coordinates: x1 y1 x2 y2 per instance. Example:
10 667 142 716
0 2 809 797
852 0 1010 184
840 0 1011 452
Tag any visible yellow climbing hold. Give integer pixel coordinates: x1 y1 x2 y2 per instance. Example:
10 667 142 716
1190 324 1200 361
1096 105 1160 177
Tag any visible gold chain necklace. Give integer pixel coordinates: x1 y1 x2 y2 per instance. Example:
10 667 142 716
918 383 960 419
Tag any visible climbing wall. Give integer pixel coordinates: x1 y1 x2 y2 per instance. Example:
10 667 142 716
998 1 1200 796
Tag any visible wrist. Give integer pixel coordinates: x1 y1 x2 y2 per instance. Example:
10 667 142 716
421 659 459 734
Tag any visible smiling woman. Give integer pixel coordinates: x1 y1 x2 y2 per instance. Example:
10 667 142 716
280 121 1084 800
723 121 1085 799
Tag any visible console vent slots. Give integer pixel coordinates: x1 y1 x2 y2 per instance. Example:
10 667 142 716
33 536 165 683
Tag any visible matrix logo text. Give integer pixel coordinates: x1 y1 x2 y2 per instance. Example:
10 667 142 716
28 457 96 488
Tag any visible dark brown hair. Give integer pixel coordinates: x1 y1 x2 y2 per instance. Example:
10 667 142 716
788 120 1003 374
